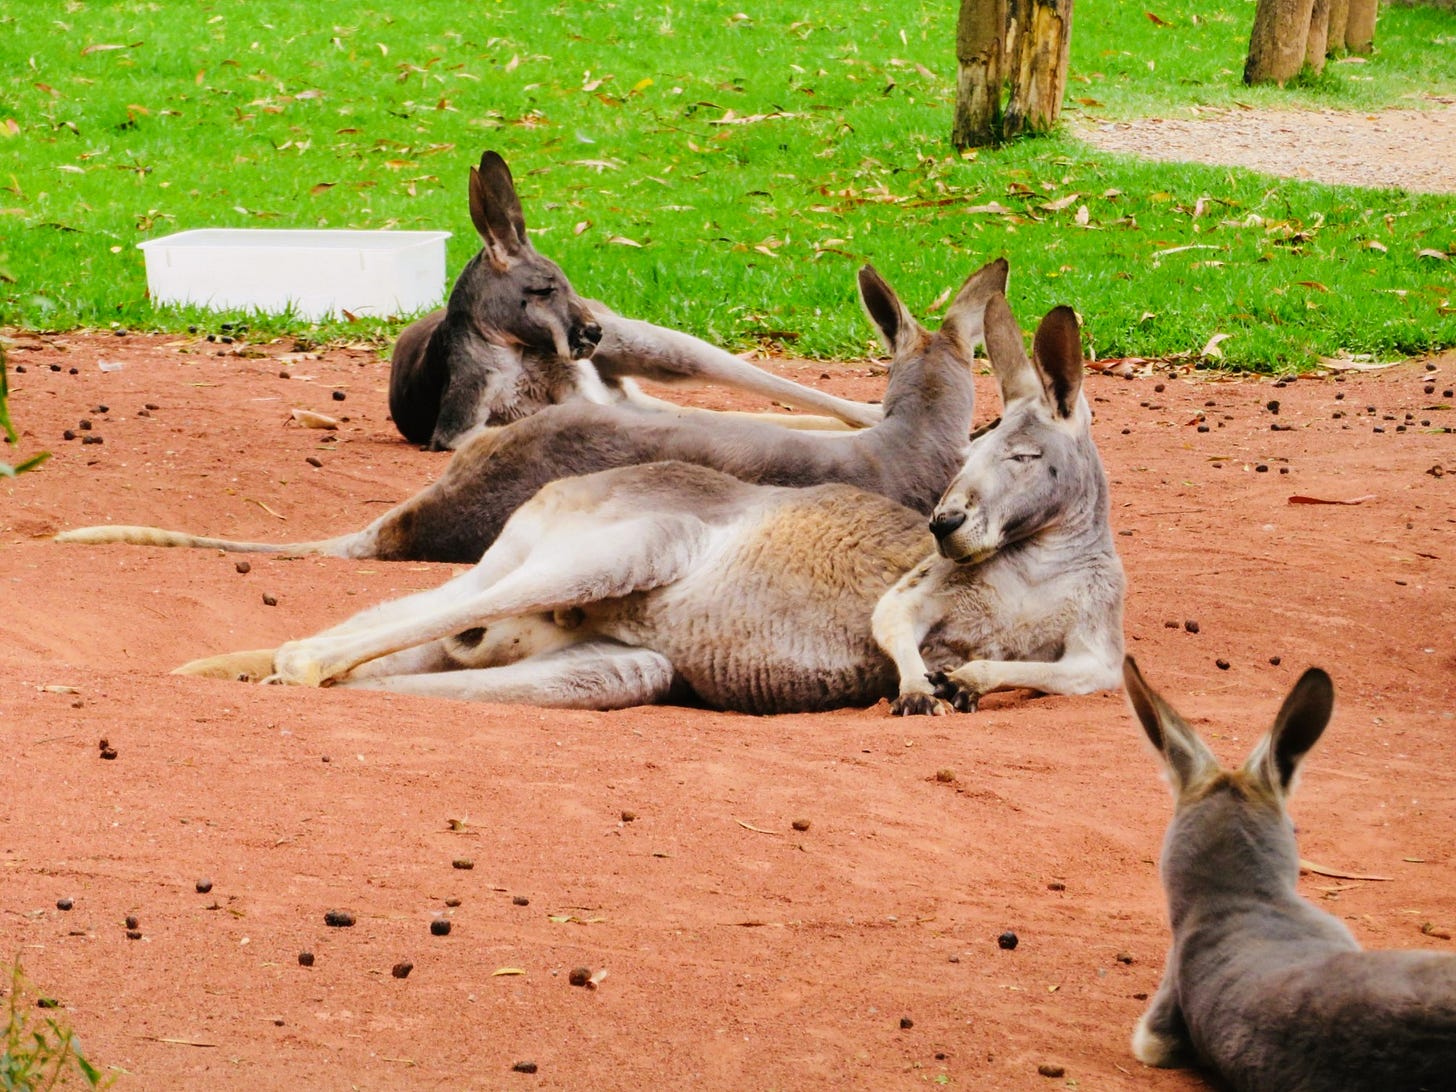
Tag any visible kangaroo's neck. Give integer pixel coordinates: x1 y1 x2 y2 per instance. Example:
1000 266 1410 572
1163 802 1307 932
878 346 976 442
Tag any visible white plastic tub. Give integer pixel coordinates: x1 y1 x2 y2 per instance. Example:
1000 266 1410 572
138 228 452 321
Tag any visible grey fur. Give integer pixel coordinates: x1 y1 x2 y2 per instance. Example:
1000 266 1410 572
1125 658 1456 1091
58 260 1009 565
175 299 1125 718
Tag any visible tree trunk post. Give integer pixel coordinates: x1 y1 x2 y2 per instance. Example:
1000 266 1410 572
1343 0 1377 53
951 0 1010 149
1245 0 1319 85
1003 0 1074 139
1305 0 1331 72
1326 0 1350 54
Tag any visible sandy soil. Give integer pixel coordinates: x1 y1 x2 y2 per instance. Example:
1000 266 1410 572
1078 99 1456 194
1 330 1453 1090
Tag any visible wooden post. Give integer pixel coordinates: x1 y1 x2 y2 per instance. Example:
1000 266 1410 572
1003 0 1074 139
1244 0 1318 85
1305 0 1331 72
1343 0 1377 53
951 0 1010 148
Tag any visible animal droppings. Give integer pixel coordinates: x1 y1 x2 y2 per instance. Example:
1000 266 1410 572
512 895 530 906
125 929 142 940
56 898 73 911
791 818 811 832
452 858 475 870
1216 658 1231 670
262 593 278 606
620 810 637 822
196 879 213 894
298 951 315 967
1037 1063 1066 1078
511 1061 539 1074
324 910 356 928
1116 952 1134 964
391 961 414 979
430 918 452 936
998 931 1019 950
1270 655 1282 666
124 915 138 930
306 456 323 468
332 390 346 401
1184 620 1200 634
568 967 592 987
235 560 251 574
899 1016 914 1029
1047 881 1066 892
444 897 462 908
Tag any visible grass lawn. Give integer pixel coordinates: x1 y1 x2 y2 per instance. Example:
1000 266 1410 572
0 0 1452 368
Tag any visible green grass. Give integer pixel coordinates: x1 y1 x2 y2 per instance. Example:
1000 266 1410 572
0 0 1452 368
2 961 106 1090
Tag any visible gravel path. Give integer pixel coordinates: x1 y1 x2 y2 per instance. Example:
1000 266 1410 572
1078 99 1456 194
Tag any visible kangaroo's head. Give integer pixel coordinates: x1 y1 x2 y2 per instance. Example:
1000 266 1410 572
927 295 1103 565
447 151 602 364
1124 656 1335 916
859 258 1008 421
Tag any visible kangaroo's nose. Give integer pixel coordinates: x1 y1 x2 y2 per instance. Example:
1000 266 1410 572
929 509 967 540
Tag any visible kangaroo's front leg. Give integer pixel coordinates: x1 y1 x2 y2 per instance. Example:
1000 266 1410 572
872 555 955 716
929 639 1123 711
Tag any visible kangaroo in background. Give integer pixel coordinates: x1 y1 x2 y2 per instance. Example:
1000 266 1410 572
390 150 883 450
175 297 1124 717
1125 657 1456 1091
59 259 1008 565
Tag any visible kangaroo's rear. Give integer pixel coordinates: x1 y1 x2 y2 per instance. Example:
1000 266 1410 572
1125 658 1456 1092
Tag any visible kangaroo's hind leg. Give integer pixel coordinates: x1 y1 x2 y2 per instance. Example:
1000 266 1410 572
269 480 717 688
339 640 676 709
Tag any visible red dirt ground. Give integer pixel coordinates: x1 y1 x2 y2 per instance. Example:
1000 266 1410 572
1 330 1452 1090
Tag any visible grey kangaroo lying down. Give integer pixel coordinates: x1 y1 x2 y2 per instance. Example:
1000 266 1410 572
175 301 1125 716
59 259 1009 565
1124 658 1456 1091
390 150 882 450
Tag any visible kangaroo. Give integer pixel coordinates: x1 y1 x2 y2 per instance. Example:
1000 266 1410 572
175 297 1124 718
1124 657 1456 1092
390 150 882 450
58 259 1009 565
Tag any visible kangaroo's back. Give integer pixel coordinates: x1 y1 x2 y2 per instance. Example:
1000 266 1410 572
1125 659 1456 1092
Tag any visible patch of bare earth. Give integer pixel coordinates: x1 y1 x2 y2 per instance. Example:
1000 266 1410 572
1 330 1453 1089
1079 99 1456 194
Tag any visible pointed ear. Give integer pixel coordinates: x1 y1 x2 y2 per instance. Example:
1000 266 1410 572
469 151 530 269
1031 306 1084 419
1244 668 1334 795
984 293 1042 407
1124 657 1220 796
939 257 1010 355
859 265 924 356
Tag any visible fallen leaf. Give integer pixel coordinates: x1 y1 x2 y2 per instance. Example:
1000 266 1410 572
290 408 340 430
964 201 1013 216
734 819 781 835
244 497 286 520
491 967 527 976
1299 859 1390 881
309 182 335 195
1417 248 1450 261
1146 11 1171 26
1287 494 1376 506
1040 193 1081 212
1294 280 1329 292
1420 923 1452 940
1201 332 1231 359
607 235 643 247
1360 239 1388 252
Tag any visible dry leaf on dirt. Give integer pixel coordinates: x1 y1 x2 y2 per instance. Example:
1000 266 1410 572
1288 494 1376 506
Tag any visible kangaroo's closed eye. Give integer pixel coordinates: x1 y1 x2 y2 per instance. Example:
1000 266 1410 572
526 286 556 298
1009 451 1041 463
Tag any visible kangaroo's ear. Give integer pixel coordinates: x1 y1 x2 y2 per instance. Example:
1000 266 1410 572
859 265 924 357
470 151 530 269
1124 657 1220 796
984 293 1042 408
1245 668 1334 795
939 257 1010 356
1032 306 1084 419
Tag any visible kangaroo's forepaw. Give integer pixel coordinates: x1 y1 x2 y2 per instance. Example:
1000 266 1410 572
929 671 980 713
891 690 950 717
270 644 329 688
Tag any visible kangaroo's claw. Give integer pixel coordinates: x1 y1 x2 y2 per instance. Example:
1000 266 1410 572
891 690 950 717
929 670 980 713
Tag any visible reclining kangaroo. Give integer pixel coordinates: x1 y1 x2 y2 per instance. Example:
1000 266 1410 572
59 259 1009 565
1124 657 1456 1091
176 297 1125 717
390 150 882 450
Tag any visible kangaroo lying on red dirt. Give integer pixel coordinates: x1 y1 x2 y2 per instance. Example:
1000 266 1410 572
389 150 883 450
59 259 1009 564
175 297 1125 716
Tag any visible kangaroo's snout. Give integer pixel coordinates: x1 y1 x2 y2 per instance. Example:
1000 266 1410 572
929 509 967 541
